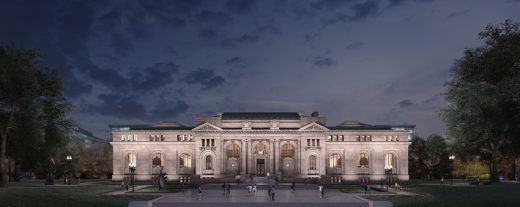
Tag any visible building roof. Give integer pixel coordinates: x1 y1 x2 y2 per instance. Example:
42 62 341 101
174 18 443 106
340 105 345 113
220 112 301 120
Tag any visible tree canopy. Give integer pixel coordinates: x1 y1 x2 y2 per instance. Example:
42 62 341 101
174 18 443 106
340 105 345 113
0 45 72 187
441 20 520 183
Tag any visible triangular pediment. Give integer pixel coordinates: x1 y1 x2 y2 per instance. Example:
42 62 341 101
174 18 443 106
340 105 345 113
192 122 222 131
299 122 329 131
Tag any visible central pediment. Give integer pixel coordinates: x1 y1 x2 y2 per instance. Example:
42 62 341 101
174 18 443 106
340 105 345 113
299 122 329 131
192 122 222 131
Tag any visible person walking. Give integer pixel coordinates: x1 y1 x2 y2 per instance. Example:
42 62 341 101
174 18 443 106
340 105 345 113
319 184 324 198
271 185 275 201
291 182 295 192
222 183 226 194
252 184 257 195
267 186 272 200
227 183 231 195
197 186 203 200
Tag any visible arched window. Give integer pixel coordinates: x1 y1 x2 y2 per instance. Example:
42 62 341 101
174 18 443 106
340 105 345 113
385 153 396 168
124 153 137 173
255 143 267 155
329 153 341 168
152 153 163 168
205 155 213 170
358 153 369 168
281 144 294 158
180 153 191 168
227 144 240 158
309 155 317 170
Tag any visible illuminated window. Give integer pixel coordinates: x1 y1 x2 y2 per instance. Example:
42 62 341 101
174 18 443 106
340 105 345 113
358 153 369 168
125 153 137 169
281 144 294 158
329 153 342 168
309 155 317 170
180 153 192 168
121 135 125 141
227 144 240 157
152 153 163 168
385 153 396 168
205 155 213 170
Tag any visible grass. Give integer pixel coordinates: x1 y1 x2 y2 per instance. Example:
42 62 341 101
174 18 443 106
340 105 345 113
366 181 520 207
0 180 159 207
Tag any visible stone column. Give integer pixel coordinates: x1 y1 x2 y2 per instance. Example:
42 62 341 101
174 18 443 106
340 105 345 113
275 139 280 174
269 140 274 174
241 139 246 175
320 147 326 175
247 139 252 174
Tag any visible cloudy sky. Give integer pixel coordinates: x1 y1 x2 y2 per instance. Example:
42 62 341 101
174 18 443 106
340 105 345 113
1 0 519 139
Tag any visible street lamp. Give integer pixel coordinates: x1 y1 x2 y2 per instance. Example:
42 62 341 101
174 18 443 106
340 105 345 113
449 155 455 185
66 155 72 185
128 163 136 192
384 166 393 192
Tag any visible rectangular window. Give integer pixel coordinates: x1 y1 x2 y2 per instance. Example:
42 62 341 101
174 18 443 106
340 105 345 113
202 139 205 146
312 139 315 146
307 139 310 146
317 139 320 147
211 139 215 146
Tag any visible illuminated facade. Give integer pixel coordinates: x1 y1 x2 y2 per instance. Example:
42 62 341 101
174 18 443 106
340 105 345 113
110 112 414 183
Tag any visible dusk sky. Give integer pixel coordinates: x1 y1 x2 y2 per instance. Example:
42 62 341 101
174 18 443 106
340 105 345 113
1 0 519 139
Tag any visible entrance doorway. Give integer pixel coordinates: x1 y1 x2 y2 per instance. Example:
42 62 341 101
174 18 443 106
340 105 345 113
256 159 265 176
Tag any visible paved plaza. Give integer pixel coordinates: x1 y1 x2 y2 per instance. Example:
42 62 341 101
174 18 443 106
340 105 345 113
124 177 393 207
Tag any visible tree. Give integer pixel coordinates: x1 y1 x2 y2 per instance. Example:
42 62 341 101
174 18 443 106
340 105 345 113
441 20 520 183
409 135 450 179
0 45 72 187
0 45 41 187
408 136 426 178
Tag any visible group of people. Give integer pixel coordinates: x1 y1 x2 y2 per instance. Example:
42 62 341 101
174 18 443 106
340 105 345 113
267 185 276 200
222 183 232 195
246 184 257 194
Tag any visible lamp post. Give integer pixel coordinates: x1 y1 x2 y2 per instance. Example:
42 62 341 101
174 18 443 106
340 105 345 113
66 155 72 185
449 155 455 185
129 163 136 192
384 166 393 192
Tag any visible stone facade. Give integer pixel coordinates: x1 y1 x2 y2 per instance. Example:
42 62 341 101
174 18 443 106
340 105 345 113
110 112 414 183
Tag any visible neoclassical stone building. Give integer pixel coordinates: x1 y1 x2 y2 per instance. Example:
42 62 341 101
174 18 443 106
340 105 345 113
110 112 414 183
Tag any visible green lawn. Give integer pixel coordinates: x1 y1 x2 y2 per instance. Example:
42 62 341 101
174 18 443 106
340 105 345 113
366 182 520 207
0 181 158 207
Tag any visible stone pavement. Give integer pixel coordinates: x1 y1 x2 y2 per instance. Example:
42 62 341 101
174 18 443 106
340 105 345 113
125 182 392 207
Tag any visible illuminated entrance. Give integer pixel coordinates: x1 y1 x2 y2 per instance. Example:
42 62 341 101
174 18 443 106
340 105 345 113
256 159 265 176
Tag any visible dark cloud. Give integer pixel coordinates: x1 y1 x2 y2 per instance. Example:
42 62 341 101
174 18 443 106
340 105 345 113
95 11 122 33
226 0 257 14
304 33 320 41
182 68 226 90
88 68 129 92
195 10 234 26
310 0 353 11
350 1 380 21
137 0 203 14
110 32 133 57
388 0 407 7
311 56 336 67
235 34 260 43
131 62 179 91
346 41 365 50
446 10 470 19
199 28 218 39
398 99 416 108
254 25 282 36
150 100 189 120
61 70 93 98
56 1 97 58
321 1 381 25
85 93 147 119
225 56 244 65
